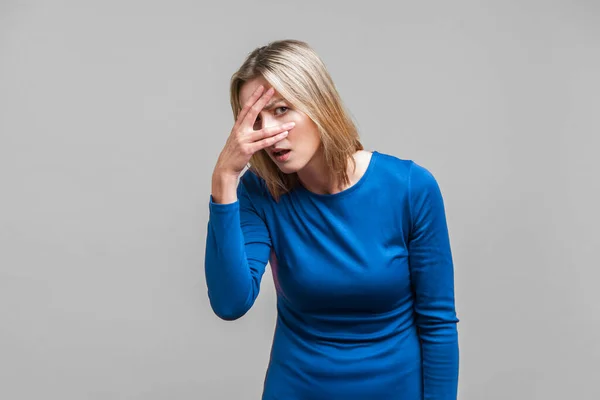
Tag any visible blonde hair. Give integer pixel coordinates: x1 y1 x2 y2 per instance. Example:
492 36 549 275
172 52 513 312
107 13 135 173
229 39 363 202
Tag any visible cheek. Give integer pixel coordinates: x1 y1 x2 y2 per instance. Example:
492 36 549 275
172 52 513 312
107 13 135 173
286 126 299 143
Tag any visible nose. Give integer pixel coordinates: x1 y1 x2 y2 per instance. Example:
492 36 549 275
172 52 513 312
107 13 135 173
258 114 277 130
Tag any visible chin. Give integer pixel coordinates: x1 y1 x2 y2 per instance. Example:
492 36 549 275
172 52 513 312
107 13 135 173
277 165 296 174
273 155 305 174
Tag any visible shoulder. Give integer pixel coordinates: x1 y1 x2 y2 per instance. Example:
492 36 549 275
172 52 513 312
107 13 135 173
373 151 441 196
408 161 441 197
238 168 271 201
404 160 446 219
372 150 414 182
239 167 261 187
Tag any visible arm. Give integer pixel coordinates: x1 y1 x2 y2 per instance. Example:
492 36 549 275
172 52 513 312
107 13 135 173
204 173 271 320
407 161 460 399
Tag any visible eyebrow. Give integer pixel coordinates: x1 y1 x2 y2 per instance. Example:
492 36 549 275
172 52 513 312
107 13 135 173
264 97 285 111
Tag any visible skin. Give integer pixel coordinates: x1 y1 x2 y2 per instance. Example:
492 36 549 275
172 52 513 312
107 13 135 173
238 76 372 195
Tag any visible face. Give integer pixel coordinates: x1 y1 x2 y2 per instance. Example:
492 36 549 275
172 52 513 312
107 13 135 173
238 76 322 174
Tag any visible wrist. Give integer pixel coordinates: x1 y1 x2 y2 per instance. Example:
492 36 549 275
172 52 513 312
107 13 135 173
213 168 239 182
211 170 239 204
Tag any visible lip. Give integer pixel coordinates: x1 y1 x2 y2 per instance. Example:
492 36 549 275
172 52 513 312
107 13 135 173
273 149 291 162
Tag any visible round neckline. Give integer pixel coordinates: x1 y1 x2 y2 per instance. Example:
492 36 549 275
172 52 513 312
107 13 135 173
296 150 379 200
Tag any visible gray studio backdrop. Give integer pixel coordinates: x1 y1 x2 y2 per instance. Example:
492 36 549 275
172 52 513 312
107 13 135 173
1 1 599 399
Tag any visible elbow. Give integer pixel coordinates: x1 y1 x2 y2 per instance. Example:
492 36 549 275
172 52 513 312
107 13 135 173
212 307 248 321
415 314 459 344
414 307 459 341
415 311 459 329
208 293 251 321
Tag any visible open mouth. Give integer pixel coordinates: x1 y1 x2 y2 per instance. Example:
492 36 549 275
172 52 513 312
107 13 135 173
273 149 291 161
273 149 290 157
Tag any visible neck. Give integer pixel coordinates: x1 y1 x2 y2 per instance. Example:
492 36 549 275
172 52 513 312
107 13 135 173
297 148 361 195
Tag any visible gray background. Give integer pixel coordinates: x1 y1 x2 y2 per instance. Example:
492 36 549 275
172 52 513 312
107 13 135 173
1 0 599 399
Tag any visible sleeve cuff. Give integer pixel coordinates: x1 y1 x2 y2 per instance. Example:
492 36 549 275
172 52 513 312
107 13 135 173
209 194 239 213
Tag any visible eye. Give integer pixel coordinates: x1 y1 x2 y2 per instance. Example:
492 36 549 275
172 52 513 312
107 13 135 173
253 107 289 128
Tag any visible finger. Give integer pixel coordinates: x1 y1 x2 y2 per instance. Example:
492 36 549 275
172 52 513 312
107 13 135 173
241 86 275 132
248 130 289 154
247 121 295 143
233 85 265 131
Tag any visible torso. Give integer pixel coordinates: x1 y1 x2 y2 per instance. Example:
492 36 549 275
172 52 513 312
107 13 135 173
256 151 422 399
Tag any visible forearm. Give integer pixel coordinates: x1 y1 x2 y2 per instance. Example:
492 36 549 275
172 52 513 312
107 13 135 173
205 199 255 320
205 171 271 321
419 320 459 400
206 171 253 320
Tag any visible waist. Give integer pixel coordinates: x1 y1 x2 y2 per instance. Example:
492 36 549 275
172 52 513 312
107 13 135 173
271 307 421 370
277 299 415 343
264 320 422 400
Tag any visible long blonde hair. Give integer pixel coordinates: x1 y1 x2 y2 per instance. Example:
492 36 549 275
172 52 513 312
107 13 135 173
230 39 363 202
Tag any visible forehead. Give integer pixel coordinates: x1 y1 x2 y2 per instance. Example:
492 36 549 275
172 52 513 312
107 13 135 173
239 77 282 105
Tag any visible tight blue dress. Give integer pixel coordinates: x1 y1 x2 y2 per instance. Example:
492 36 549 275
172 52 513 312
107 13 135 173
205 151 459 399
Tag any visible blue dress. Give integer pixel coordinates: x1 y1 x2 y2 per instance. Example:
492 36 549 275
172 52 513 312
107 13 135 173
205 151 459 399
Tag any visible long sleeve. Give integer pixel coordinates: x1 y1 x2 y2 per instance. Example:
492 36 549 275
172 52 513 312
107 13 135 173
407 161 460 399
204 175 272 320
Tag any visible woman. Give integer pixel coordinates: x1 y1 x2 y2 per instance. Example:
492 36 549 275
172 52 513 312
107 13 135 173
205 39 459 400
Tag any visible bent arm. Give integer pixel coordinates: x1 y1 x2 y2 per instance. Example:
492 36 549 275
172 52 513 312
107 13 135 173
204 175 271 320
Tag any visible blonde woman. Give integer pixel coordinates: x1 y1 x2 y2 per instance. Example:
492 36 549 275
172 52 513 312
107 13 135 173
205 39 459 400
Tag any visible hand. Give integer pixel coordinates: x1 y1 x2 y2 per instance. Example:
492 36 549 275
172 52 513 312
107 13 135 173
214 85 295 178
